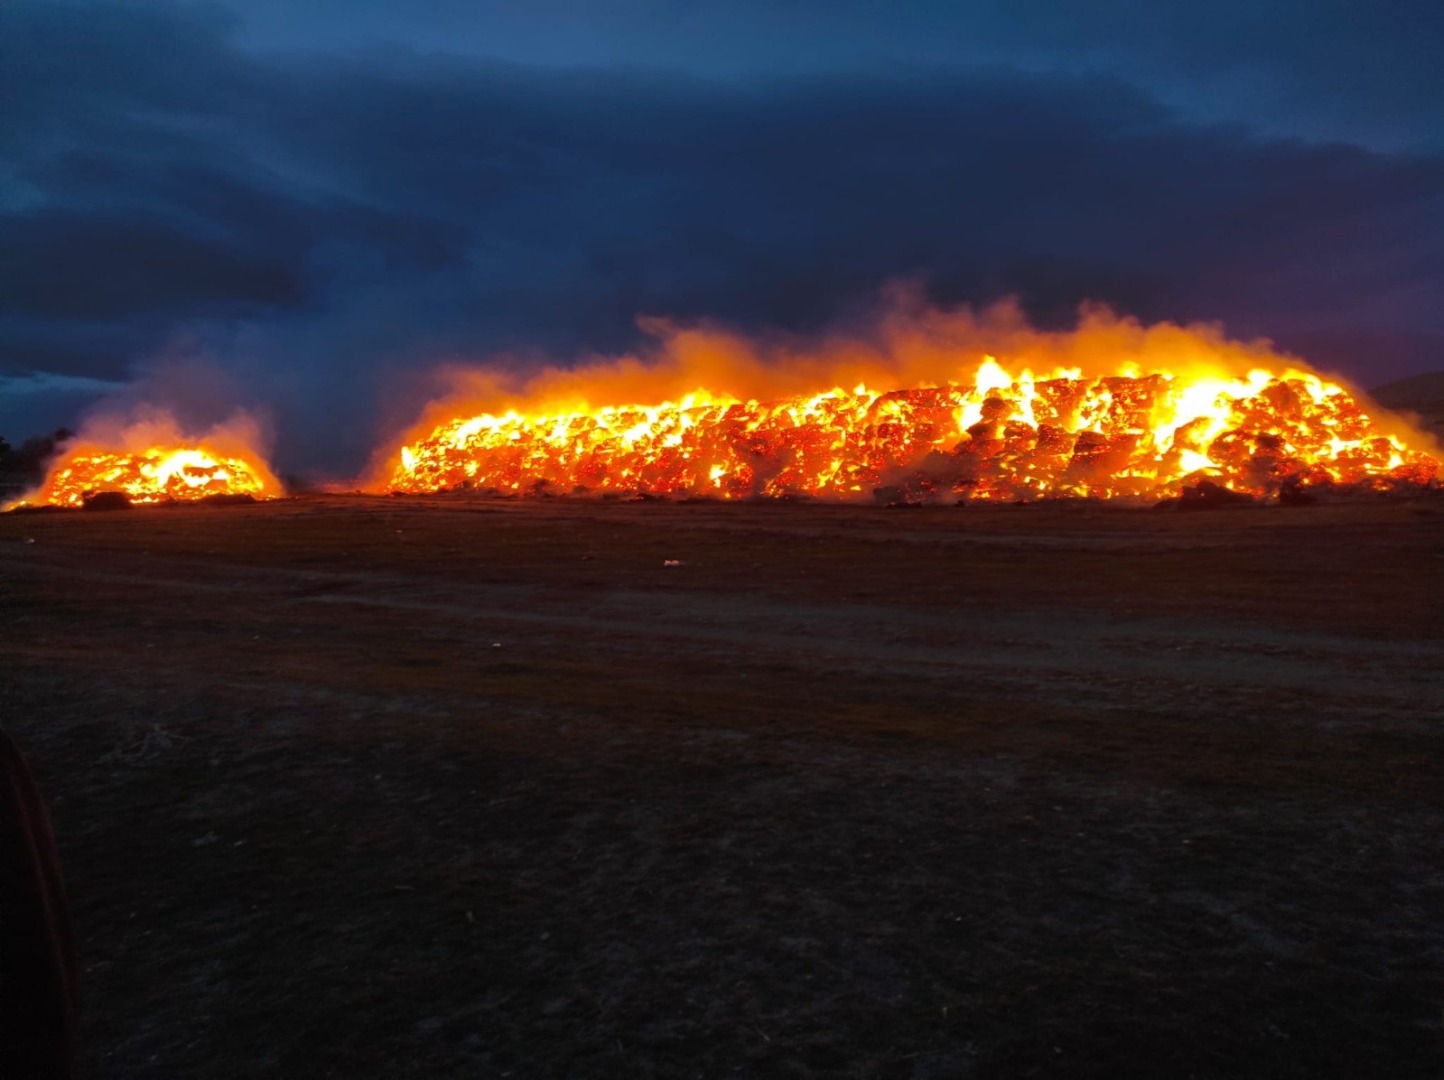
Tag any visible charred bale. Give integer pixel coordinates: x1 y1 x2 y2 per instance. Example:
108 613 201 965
1277 478 1320 506
1177 479 1254 510
80 491 133 511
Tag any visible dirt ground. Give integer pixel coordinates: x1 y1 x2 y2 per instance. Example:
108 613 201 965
2 494 1442 1078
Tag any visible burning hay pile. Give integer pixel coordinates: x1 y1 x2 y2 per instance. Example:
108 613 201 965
31 447 277 509
384 363 1437 506
5 412 282 511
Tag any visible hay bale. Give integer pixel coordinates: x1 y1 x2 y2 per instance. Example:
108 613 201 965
80 491 133 511
1177 479 1253 511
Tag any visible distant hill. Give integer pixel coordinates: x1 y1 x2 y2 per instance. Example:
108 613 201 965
1367 371 1444 447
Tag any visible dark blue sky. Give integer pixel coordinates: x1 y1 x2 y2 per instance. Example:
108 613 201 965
4 0 1443 473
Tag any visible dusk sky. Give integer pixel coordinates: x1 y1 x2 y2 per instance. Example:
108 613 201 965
5 0 1443 473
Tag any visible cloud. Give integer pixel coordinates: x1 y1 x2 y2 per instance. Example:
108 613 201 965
0 373 124 396
224 0 1444 152
5 1 1443 476
0 373 123 444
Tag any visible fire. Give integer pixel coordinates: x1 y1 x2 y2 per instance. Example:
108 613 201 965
381 310 1438 504
27 445 279 508
11 412 282 509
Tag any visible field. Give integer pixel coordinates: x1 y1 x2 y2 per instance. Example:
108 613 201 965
2 494 1443 1078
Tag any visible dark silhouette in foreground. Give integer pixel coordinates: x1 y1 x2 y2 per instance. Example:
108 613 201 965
1 728 78 1080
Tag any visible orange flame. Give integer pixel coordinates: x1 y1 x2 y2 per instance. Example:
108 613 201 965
378 305 1438 503
11 411 282 509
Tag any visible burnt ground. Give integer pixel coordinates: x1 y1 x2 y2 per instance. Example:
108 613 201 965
2 495 1443 1079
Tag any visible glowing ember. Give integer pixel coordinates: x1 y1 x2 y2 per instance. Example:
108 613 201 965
384 358 1437 503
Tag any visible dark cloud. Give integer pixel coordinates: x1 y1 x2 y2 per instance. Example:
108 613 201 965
226 0 1444 151
4 209 305 319
4 1 1442 475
